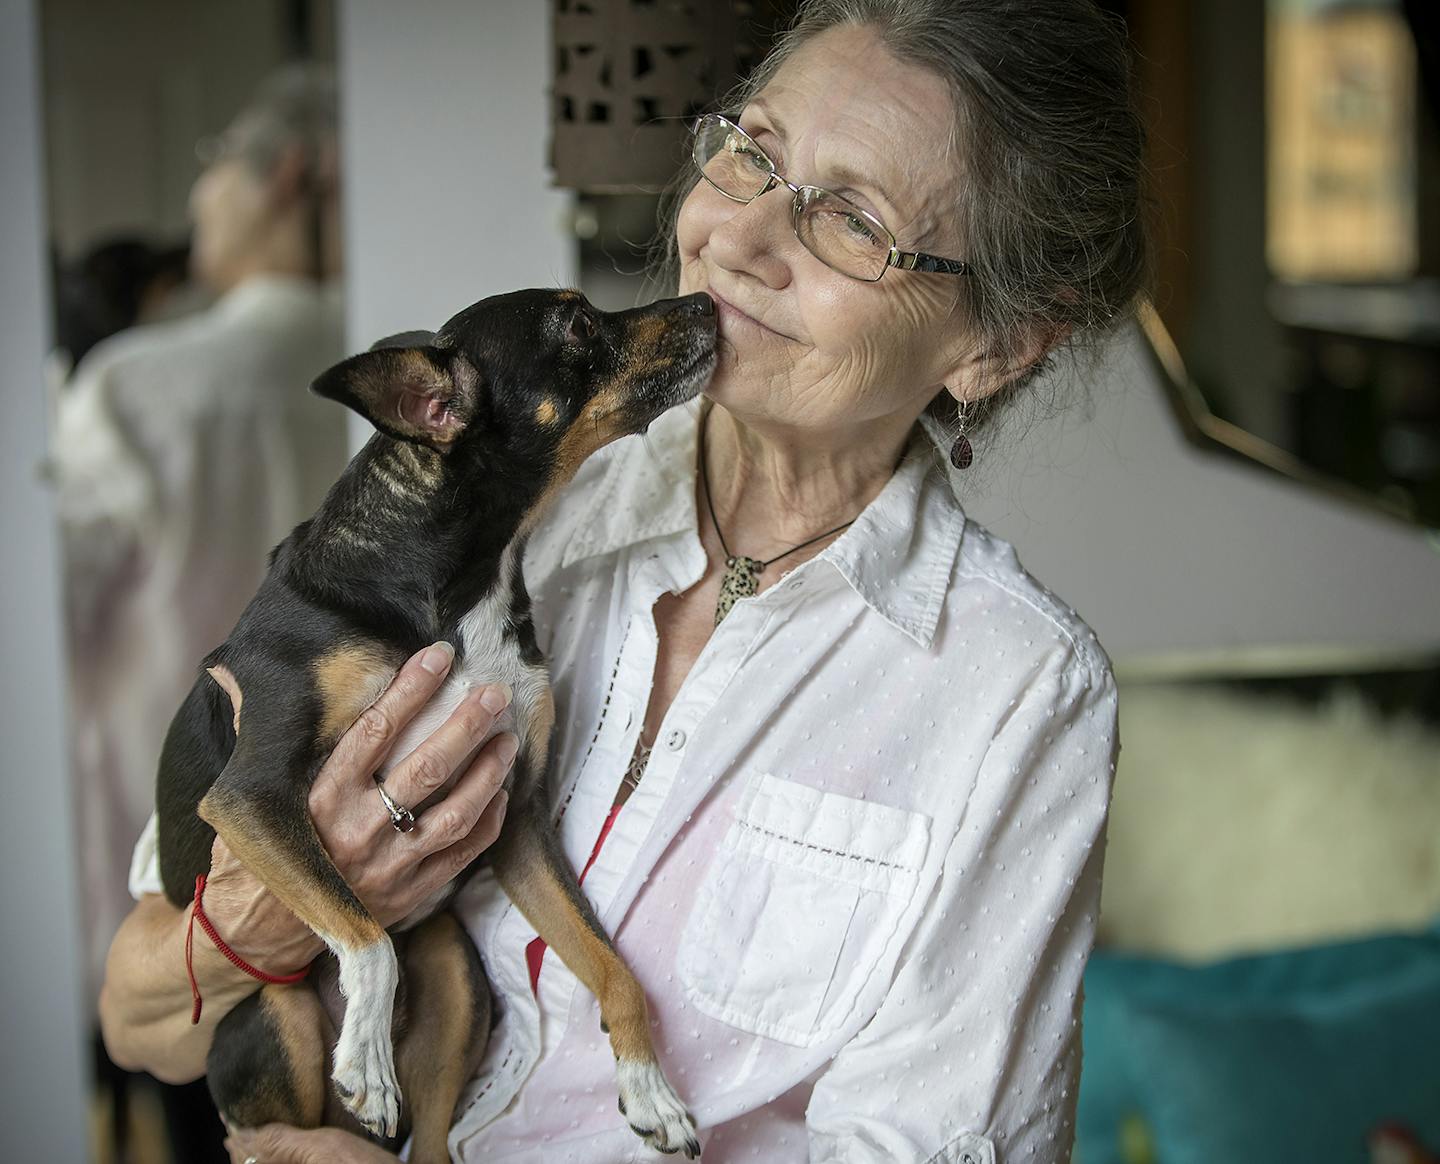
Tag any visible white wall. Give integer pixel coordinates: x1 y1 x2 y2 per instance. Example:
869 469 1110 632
0 0 90 1157
963 328 1440 670
337 0 576 359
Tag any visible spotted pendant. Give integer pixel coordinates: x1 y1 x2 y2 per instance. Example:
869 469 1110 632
715 555 763 626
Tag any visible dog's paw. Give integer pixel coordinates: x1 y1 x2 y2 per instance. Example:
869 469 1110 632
332 1036 401 1139
616 1059 700 1159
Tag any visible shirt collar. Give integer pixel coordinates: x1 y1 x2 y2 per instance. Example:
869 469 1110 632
560 401 702 568
561 401 965 649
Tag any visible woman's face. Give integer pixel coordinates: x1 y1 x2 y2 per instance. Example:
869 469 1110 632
677 24 977 435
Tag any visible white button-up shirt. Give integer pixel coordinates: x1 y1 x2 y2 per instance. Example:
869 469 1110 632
128 397 1119 1163
445 401 1120 1163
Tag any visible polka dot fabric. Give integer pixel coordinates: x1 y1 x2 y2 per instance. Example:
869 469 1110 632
127 401 1120 1163
442 403 1120 1163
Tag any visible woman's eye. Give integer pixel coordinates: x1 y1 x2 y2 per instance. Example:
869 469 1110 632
843 212 878 241
726 132 772 173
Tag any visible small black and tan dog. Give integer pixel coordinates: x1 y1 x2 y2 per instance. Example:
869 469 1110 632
155 288 715 1160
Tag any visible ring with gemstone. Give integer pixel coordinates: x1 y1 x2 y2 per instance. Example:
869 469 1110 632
375 778 416 833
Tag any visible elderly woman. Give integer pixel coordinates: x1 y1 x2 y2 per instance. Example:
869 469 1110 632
100 2 1149 1161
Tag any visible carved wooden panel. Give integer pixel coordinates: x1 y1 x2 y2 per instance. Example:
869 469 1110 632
551 0 790 192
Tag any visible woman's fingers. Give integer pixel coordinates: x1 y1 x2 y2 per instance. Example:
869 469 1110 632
226 1123 401 1163
416 736 516 883
314 642 455 800
381 683 512 810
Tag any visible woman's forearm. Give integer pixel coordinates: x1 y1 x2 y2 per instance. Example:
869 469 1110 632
98 892 319 1084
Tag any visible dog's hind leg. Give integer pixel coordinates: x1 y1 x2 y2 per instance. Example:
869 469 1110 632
394 912 491 1164
491 793 701 1159
208 981 331 1133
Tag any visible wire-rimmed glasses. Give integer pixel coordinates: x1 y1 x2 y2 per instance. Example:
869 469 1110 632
691 112 971 284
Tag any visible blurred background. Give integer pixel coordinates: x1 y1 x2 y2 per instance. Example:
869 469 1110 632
2 0 1438 1162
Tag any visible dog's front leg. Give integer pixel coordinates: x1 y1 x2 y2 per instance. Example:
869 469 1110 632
200 758 402 1139
492 784 701 1159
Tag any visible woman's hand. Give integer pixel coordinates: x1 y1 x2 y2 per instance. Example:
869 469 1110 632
99 641 516 1082
199 641 516 971
226 1124 399 1164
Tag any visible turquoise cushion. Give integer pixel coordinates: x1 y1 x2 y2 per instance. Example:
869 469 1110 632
1121 960 1440 1163
1076 922 1440 1164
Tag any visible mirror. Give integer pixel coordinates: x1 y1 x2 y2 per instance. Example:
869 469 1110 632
40 3 342 1162
1125 0 1440 527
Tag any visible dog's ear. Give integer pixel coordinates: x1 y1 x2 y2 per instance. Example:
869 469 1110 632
311 345 480 451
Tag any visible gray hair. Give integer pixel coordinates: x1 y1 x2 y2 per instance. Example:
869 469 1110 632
225 63 340 187
650 0 1154 485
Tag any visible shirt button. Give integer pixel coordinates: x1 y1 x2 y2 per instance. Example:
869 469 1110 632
663 727 687 752
788 577 806 591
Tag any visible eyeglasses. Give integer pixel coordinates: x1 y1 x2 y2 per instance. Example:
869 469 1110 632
691 112 971 284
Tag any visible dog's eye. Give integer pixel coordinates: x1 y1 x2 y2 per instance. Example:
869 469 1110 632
567 310 598 345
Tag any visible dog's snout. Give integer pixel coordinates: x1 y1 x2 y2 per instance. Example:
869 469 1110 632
644 293 714 320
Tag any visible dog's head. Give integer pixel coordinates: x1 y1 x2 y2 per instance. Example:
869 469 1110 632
312 290 716 481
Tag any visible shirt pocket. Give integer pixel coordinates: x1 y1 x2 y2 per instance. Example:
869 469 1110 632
676 772 931 1047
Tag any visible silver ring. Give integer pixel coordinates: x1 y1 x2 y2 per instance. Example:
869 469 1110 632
244 1157 259 1164
375 779 416 833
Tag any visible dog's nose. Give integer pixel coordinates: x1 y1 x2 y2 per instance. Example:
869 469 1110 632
675 293 715 317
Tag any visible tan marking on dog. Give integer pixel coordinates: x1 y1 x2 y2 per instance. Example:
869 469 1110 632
372 457 419 500
260 983 329 1127
387 349 450 398
330 523 384 552
206 665 243 735
556 386 628 472
396 913 488 1164
520 312 691 535
624 314 667 352
524 686 555 778
492 815 658 1065
394 442 444 489
534 397 560 427
313 645 398 746
199 789 385 952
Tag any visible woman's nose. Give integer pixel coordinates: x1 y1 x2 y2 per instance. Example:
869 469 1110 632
705 183 795 291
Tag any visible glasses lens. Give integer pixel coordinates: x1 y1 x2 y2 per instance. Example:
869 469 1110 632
795 187 893 281
694 115 774 201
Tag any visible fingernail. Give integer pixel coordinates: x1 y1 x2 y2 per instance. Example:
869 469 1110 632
420 641 455 675
496 732 519 765
480 683 512 714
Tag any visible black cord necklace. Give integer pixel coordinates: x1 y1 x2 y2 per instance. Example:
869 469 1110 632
700 406 859 626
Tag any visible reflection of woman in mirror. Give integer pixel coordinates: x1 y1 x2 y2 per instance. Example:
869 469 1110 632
56 62 349 1101
101 3 1152 1161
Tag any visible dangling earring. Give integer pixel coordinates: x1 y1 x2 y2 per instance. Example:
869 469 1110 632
950 399 974 471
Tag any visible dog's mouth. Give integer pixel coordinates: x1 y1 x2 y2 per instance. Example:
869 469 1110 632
648 337 717 417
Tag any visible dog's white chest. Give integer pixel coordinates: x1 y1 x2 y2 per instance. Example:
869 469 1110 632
379 568 547 779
